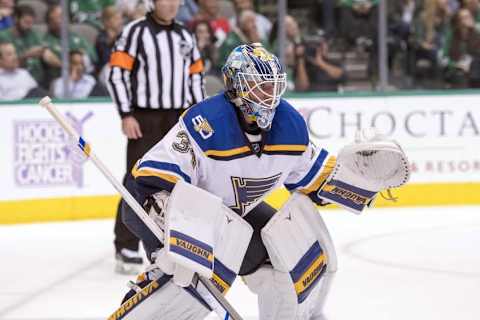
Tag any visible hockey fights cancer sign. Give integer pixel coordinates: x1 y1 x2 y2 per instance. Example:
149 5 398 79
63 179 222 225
14 112 92 188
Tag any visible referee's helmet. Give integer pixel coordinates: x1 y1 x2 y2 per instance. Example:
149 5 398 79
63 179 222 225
144 0 154 11
222 43 287 130
144 0 185 12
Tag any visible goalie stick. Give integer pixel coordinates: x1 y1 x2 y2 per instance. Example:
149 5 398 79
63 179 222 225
39 96 243 320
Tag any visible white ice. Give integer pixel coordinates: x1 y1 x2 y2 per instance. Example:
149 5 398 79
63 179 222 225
1 206 480 320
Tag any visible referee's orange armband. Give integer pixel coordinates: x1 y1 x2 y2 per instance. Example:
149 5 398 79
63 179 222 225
189 59 204 75
110 51 135 71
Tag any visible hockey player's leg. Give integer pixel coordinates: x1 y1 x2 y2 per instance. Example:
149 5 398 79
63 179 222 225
243 263 336 320
114 198 145 275
108 266 211 320
121 174 162 261
310 216 337 320
243 265 299 319
115 180 254 320
245 193 337 320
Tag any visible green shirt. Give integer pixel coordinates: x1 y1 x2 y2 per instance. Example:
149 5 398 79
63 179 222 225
43 31 98 81
0 28 45 82
340 0 379 8
69 0 116 29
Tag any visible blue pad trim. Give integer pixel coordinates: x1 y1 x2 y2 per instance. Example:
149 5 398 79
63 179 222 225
318 179 377 213
290 241 327 304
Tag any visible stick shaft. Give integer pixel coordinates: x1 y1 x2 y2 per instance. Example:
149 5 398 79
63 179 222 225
39 97 165 240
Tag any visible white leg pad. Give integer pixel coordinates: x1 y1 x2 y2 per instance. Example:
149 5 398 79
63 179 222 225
165 180 253 284
243 265 299 320
252 193 337 320
108 277 210 320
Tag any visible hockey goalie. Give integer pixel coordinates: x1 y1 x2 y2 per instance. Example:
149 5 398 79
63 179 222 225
107 43 410 320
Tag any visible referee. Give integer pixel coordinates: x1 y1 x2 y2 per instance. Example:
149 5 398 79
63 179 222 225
107 0 205 274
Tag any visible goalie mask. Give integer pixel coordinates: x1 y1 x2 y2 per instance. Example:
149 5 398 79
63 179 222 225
222 43 287 131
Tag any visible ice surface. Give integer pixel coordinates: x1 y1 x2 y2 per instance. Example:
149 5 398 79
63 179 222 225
1 206 480 320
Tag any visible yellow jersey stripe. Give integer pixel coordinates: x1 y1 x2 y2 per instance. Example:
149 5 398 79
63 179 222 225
264 144 307 152
131 166 180 184
300 156 336 194
204 146 251 157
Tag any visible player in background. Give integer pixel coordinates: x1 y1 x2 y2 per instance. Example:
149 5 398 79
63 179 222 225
107 0 205 274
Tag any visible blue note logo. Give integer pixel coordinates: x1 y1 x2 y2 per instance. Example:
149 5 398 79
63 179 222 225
230 173 282 216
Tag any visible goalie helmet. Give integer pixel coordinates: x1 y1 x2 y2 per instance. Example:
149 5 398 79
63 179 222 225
222 43 287 130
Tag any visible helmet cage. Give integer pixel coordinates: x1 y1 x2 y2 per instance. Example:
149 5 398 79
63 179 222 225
236 72 287 110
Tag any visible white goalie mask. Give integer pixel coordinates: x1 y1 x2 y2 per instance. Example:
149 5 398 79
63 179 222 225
222 43 287 130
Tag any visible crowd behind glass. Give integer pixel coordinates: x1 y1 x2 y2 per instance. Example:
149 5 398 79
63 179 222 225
0 0 479 101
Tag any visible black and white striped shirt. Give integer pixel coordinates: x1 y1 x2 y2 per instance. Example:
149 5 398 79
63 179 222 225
108 14 206 117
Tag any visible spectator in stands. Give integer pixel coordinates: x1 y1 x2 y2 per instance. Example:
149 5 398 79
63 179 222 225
95 5 123 74
70 0 116 29
310 0 339 38
462 0 480 28
304 34 347 91
229 0 272 41
43 4 98 87
116 0 147 21
340 0 379 48
219 10 266 63
387 0 416 70
0 0 13 31
410 0 451 85
0 5 61 86
0 42 45 100
51 50 108 99
444 8 480 87
176 0 199 24
190 0 230 47
322 0 337 37
192 20 220 76
269 15 309 91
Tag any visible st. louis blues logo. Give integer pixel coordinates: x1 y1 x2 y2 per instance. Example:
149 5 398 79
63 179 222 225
230 173 282 216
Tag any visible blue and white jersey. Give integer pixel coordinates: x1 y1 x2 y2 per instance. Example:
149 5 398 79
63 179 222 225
132 93 335 216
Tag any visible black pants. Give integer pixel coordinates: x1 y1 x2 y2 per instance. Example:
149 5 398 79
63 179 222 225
114 108 183 253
